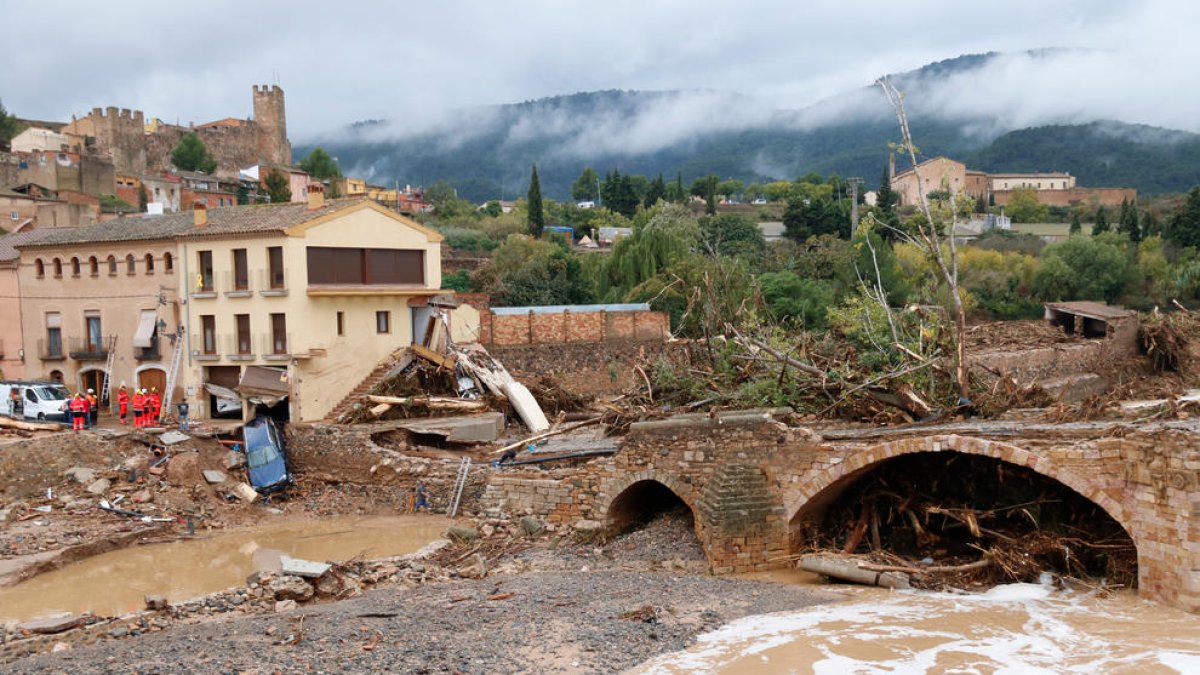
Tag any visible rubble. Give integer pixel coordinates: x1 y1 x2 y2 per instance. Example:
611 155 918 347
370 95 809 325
158 431 191 446
201 470 227 484
279 556 332 579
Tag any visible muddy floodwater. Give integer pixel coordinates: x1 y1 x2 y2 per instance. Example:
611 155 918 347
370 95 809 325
0 515 450 623
635 577 1200 674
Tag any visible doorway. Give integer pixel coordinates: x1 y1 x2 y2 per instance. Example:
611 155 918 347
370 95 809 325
138 368 167 398
79 369 107 406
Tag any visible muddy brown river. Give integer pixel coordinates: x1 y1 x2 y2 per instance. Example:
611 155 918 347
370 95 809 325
0 515 449 623
635 572 1200 674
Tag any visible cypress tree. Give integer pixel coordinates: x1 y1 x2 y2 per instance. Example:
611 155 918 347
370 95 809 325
1118 198 1141 242
1069 211 1082 236
527 163 544 237
1092 206 1110 236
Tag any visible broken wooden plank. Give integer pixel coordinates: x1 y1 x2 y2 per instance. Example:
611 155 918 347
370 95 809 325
366 395 487 412
411 343 456 370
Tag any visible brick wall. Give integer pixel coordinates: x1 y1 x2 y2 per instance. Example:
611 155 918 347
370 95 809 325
993 187 1137 209
486 308 668 346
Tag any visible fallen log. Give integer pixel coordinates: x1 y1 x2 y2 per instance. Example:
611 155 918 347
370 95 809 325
369 403 392 417
490 416 603 455
857 558 993 576
0 416 62 432
366 395 487 412
799 554 911 589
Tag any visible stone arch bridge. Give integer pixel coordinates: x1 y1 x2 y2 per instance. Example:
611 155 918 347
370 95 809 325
482 410 1200 612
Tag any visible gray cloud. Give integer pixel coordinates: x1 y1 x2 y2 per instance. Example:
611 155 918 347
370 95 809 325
3 0 1197 147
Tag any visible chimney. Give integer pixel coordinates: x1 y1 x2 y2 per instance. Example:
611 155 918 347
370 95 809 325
307 183 325 211
193 202 207 227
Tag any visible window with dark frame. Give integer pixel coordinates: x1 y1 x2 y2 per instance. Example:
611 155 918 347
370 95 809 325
336 311 344 336
53 258 62 277
126 254 135 275
201 315 216 354
270 313 287 354
107 255 117 276
45 312 62 357
88 256 98 276
268 246 285 289
236 314 251 354
164 252 174 273
198 250 213 291
232 249 248 290
70 257 80 277
376 310 390 334
306 247 425 285
144 253 155 273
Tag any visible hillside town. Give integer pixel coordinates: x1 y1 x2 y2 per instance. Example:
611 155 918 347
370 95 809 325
3 20 1200 672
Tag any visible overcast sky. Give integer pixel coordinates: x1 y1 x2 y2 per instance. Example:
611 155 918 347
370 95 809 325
4 0 1198 140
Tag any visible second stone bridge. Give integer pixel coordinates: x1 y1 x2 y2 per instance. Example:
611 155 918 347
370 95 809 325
481 409 1200 613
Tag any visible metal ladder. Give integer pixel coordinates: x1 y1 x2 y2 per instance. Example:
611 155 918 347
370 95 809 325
100 336 117 411
446 457 471 517
157 329 184 423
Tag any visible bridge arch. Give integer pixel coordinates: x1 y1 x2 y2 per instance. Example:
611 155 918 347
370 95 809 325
596 470 697 536
785 434 1130 538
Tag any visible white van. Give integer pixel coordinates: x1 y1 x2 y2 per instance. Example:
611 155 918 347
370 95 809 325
0 381 71 422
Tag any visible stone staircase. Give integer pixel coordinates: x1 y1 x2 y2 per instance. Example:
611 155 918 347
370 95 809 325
325 349 412 423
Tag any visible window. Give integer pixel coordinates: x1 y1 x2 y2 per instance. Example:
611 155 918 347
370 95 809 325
45 312 62 358
336 311 345 336
34 259 44 278
198 250 213 291
376 311 391 334
201 315 216 354
164 252 174 273
232 248 248 290
268 246 285 289
305 247 425 285
144 253 155 273
70 257 80 277
84 312 102 352
52 258 62 278
107 255 117 276
9 211 17 221
270 313 287 354
236 314 251 354
126 254 135 275
88 256 98 277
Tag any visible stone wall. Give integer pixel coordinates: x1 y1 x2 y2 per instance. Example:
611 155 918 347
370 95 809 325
487 308 668 346
489 340 674 396
993 187 1137 209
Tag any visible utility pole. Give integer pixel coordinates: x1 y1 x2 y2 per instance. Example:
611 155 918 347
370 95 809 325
847 177 864 234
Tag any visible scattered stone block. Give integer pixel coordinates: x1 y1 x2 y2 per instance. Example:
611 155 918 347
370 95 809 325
269 575 315 602
445 526 480 543
144 595 169 610
520 516 546 536
65 467 97 485
573 519 603 532
457 553 487 580
223 451 246 470
279 555 331 579
158 431 190 445
18 613 90 634
274 599 297 613
85 478 111 495
231 482 259 503
202 470 228 484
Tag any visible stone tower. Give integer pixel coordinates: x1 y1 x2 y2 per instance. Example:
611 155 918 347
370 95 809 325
252 85 292 165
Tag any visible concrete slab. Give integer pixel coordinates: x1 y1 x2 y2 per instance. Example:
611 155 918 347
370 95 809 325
397 412 506 444
18 613 90 634
159 431 191 445
202 470 227 484
231 482 259 502
279 555 331 578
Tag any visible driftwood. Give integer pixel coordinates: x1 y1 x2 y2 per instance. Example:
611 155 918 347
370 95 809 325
366 395 487 412
799 554 911 589
369 403 392 417
0 416 62 432
490 416 603 455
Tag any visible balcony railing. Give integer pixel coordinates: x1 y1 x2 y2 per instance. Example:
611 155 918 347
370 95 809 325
134 345 162 361
69 335 115 361
221 270 253 296
39 338 65 361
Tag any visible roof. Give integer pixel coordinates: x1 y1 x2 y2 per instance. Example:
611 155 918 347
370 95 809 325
892 156 964 179
1044 301 1135 321
16 198 379 248
0 228 74 262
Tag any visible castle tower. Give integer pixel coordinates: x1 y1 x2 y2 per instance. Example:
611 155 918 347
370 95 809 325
252 84 292 165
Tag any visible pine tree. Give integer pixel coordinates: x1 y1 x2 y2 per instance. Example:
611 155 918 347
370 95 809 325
1092 206 1110 236
171 133 217 173
527 163 544 237
1118 198 1141 242
264 170 291 203
1069 211 1082 236
1142 210 1160 238
643 174 667 208
1167 186 1200 248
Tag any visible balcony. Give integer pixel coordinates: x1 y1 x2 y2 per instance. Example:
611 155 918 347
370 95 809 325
257 268 288 297
39 338 65 361
69 336 115 361
222 270 253 298
134 346 162 361
225 333 256 361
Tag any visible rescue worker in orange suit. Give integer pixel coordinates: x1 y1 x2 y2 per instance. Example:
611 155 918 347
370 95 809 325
70 393 86 432
132 389 145 429
85 388 98 428
117 386 129 425
149 387 161 425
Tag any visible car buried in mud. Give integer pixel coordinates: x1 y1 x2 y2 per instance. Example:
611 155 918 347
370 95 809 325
242 415 293 495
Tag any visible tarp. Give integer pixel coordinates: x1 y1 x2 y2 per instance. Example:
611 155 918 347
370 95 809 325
133 310 157 348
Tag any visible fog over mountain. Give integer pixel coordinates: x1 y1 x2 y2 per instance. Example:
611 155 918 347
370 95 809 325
301 50 1200 201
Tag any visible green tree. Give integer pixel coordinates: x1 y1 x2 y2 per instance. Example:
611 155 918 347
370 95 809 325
1092 206 1110 235
1004 187 1049 223
571 167 600 202
601 170 639 218
264 169 292 203
877 166 897 211
717 179 744 202
1032 236 1134 302
299 147 341 179
1142 210 1160 238
0 99 23 144
473 235 593 306
697 213 766 259
744 182 762 201
1118 197 1141 243
643 173 667 208
170 133 217 173
783 197 847 242
527 163 545 237
138 184 148 213
1166 187 1200 248
690 174 719 215
759 272 835 328
974 194 987 214
1069 211 1082 236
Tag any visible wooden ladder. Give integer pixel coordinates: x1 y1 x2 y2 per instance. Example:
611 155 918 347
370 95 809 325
446 457 471 517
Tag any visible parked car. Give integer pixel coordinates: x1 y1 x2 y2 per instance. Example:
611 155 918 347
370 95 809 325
0 380 70 422
242 415 293 494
